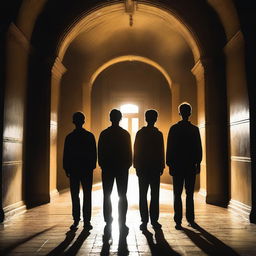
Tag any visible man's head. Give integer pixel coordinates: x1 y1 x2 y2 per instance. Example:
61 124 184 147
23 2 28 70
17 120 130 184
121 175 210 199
110 109 122 125
145 109 158 125
72 112 85 127
178 102 192 120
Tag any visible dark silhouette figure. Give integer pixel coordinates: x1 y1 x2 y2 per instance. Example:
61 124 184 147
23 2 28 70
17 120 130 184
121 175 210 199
166 103 202 230
98 109 132 235
63 112 97 230
134 110 165 230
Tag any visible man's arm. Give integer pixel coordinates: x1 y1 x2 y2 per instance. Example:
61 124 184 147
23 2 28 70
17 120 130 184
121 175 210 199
63 136 70 177
166 126 177 175
195 127 203 174
98 133 104 168
90 133 97 170
159 132 165 175
127 133 132 169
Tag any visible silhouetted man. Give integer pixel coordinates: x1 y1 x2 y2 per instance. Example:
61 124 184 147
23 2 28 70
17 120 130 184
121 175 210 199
134 110 165 230
166 103 202 230
63 112 97 230
98 109 132 235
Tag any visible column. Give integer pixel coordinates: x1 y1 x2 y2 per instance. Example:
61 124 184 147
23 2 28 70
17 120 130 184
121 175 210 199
50 57 67 198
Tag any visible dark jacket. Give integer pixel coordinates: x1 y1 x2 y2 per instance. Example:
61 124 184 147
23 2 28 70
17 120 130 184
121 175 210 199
98 126 132 171
134 126 165 177
166 120 202 174
63 128 97 174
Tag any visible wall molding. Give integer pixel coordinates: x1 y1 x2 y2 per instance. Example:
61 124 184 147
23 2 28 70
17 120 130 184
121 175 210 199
3 201 26 222
199 188 206 197
228 199 251 221
8 23 31 53
229 118 249 126
231 156 251 163
52 57 67 79
50 189 59 200
50 120 58 127
191 59 205 80
3 137 22 143
224 30 244 53
2 160 22 166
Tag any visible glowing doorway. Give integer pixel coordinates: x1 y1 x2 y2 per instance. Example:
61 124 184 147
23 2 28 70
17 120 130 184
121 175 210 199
120 104 139 144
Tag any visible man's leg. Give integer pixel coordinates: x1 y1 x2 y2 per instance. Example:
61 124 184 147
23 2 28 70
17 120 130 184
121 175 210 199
149 175 160 227
116 170 129 228
172 174 184 226
69 174 81 226
138 175 150 227
185 172 196 224
81 171 93 227
102 170 115 225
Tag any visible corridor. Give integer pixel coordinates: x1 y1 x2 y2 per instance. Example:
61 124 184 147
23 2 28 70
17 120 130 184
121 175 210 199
1 180 256 256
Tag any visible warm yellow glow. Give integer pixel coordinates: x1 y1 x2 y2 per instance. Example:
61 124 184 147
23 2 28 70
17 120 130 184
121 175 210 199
120 117 129 130
57 3 200 61
120 104 139 114
89 55 172 90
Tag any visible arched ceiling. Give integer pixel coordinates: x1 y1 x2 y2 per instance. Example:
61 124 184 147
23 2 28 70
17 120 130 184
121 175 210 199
61 2 197 86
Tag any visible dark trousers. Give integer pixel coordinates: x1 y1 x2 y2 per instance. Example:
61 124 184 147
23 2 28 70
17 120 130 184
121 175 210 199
69 171 93 223
138 175 160 224
172 172 196 224
102 169 128 226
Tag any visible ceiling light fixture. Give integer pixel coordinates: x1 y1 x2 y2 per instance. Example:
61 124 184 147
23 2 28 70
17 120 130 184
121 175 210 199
125 0 136 27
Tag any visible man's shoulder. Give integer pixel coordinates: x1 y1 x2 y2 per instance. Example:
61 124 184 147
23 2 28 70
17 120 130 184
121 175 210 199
82 129 95 137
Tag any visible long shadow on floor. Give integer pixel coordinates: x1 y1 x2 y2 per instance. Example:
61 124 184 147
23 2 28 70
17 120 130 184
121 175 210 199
142 228 181 256
1 226 56 255
47 229 76 256
47 228 90 256
63 229 90 256
182 223 240 256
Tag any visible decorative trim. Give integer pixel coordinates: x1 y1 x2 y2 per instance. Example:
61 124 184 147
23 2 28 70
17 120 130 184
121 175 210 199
50 120 58 127
52 57 67 79
224 30 244 53
229 118 249 126
3 137 22 143
228 199 251 221
198 123 206 129
50 189 59 200
3 201 26 222
231 156 251 163
199 188 206 197
8 23 31 53
191 59 204 79
2 160 22 166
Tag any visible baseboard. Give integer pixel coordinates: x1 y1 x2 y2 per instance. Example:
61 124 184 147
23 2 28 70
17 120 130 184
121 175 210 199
50 189 59 200
199 188 206 197
228 199 251 220
3 201 27 222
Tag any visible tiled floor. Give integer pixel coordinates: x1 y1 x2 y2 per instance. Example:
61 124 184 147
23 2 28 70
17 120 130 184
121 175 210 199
1 175 256 256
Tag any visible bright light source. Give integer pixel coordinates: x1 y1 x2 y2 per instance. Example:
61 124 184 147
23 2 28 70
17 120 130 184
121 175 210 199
120 104 139 114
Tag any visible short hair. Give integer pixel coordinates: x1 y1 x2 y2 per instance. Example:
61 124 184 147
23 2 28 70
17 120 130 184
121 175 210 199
72 112 85 124
145 109 158 122
178 102 192 116
110 109 122 122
